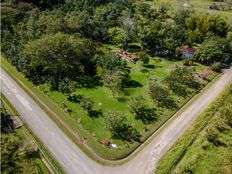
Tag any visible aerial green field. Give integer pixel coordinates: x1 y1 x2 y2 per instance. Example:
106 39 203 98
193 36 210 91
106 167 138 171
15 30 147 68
155 85 232 174
35 54 216 159
1 54 217 160
1 0 231 162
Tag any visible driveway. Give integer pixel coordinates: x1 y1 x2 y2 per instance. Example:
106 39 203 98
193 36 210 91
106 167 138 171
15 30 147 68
1 68 232 174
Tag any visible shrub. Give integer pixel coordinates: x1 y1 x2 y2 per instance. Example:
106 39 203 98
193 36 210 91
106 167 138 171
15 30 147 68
139 52 150 64
67 94 83 103
183 59 194 66
81 98 94 111
128 96 158 124
88 110 103 118
104 111 141 142
205 126 219 143
210 62 221 72
166 66 200 96
149 80 177 108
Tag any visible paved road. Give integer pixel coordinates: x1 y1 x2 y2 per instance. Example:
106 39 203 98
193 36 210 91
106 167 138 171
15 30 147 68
1 68 232 174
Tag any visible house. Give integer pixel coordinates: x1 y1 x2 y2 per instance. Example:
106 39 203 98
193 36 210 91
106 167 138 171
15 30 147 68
179 47 196 59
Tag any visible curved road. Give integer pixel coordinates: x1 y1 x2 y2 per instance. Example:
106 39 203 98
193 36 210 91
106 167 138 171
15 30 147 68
1 68 232 174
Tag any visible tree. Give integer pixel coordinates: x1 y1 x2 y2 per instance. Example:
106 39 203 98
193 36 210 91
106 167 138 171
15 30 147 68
120 13 138 49
96 53 130 98
103 71 123 98
96 53 129 74
210 62 221 72
20 33 96 86
174 9 191 27
108 12 137 49
140 20 165 51
186 14 228 38
108 27 125 45
163 24 187 55
66 10 101 39
57 78 76 95
67 94 83 103
139 52 150 64
187 30 203 45
23 0 64 9
135 2 157 18
15 12 66 42
104 111 141 142
128 96 158 124
166 66 200 96
149 80 176 108
65 0 113 11
1 112 23 174
81 98 94 112
193 36 228 64
1 133 23 174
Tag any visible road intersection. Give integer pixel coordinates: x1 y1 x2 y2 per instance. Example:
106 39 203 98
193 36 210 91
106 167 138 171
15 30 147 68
1 68 232 174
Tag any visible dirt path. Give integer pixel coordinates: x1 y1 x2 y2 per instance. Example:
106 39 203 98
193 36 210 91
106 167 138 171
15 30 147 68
1 68 232 174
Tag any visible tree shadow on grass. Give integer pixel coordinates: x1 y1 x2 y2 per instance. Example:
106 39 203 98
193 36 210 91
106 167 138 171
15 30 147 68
88 109 103 118
123 79 143 88
143 64 155 69
77 76 103 88
117 97 127 103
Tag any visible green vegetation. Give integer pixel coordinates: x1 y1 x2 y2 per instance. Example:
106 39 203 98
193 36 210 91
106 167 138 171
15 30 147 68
1 0 231 161
0 94 50 174
155 84 232 174
146 0 232 21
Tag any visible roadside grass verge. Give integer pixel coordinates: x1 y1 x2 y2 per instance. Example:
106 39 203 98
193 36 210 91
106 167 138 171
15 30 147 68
1 55 218 164
155 84 232 174
1 56 113 164
1 93 63 174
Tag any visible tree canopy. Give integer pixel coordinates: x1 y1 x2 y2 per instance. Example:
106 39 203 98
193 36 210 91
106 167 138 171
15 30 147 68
20 33 96 87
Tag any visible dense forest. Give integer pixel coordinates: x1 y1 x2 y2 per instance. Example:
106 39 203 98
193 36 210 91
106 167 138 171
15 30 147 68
2 0 231 88
1 0 232 159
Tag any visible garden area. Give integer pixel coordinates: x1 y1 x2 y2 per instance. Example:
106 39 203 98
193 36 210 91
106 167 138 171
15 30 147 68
36 50 217 159
1 0 231 161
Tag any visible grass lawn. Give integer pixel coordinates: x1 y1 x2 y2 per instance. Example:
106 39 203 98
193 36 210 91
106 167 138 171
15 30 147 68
155 84 232 174
24 50 217 160
1 52 218 161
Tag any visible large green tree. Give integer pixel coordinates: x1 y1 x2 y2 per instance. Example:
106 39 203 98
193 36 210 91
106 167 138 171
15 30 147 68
104 111 140 142
193 37 228 64
186 14 228 38
149 80 176 108
20 33 96 86
166 66 200 96
141 20 165 51
96 53 130 98
128 96 158 124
